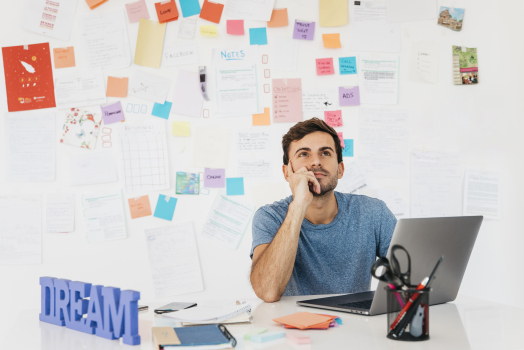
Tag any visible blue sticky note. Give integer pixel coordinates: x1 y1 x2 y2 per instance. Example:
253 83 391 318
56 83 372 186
249 28 268 45
339 57 357 75
154 195 178 221
226 178 244 196
179 0 201 17
152 101 172 120
342 139 354 157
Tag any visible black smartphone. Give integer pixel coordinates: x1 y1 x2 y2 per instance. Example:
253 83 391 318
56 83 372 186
154 302 197 314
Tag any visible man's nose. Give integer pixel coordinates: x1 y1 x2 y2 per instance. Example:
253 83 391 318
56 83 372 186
310 154 321 167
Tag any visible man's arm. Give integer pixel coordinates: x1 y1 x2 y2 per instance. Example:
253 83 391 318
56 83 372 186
250 162 320 302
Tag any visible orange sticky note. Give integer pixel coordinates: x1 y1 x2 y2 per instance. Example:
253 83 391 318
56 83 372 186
128 196 152 219
53 47 76 69
252 107 271 126
155 0 179 23
273 312 332 330
268 8 288 27
85 0 107 10
322 33 341 48
199 0 224 24
106 77 129 97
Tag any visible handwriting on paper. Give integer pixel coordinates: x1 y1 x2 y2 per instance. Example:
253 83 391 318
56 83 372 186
339 86 360 106
272 78 303 123
237 131 271 152
316 58 335 75
339 57 357 75
293 20 315 40
324 110 342 127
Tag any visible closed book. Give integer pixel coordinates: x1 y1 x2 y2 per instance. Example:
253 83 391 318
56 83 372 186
164 325 237 349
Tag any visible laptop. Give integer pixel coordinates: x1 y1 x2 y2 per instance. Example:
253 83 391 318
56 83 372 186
296 216 483 316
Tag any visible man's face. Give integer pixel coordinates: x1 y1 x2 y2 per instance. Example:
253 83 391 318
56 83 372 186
284 131 344 196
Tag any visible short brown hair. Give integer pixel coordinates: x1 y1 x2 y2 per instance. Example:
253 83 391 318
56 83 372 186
282 118 343 165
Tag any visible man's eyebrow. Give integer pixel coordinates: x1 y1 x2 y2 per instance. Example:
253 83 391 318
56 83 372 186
294 147 311 156
319 146 335 152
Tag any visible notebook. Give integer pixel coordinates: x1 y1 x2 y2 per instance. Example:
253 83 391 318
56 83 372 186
163 303 251 323
162 325 237 349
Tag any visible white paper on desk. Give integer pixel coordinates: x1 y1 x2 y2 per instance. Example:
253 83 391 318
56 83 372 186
178 18 197 39
82 189 127 243
22 0 79 41
144 222 204 299
302 89 338 112
201 192 255 250
359 55 399 105
238 155 272 179
68 152 117 186
358 107 409 178
79 10 131 70
224 0 276 21
54 68 106 109
250 183 287 209
215 63 262 115
237 130 271 152
117 121 170 193
4 112 55 182
162 43 199 67
273 37 299 72
46 194 75 233
129 70 171 104
385 0 437 23
0 196 41 265
463 170 501 220
335 160 372 194
170 70 203 118
350 1 400 53
409 41 439 84
193 127 230 169
361 188 409 219
411 151 463 218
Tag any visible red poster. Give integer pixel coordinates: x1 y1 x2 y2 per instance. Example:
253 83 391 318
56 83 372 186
2 42 56 112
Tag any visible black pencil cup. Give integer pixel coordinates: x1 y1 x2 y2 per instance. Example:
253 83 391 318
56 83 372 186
385 287 431 341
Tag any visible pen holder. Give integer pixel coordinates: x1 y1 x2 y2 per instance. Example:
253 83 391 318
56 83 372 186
385 287 431 341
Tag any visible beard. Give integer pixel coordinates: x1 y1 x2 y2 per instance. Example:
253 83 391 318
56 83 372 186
308 167 338 197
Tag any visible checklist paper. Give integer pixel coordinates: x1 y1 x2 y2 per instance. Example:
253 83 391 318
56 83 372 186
82 189 127 243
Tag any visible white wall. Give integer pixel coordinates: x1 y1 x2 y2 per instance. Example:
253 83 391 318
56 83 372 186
1 0 524 342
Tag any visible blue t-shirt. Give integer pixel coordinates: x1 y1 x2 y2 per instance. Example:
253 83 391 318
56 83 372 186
250 192 397 296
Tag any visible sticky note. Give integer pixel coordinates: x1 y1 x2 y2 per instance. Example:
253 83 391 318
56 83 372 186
226 178 244 196
154 195 178 221
322 33 341 48
128 196 152 219
286 333 311 344
107 77 128 97
204 168 225 188
337 132 345 148
125 0 150 23
319 0 348 27
324 110 342 127
252 107 271 126
339 86 360 106
268 8 288 27
251 331 285 343
179 0 201 17
339 57 357 75
53 47 75 68
101 101 125 124
199 0 223 24
273 312 332 329
200 25 218 37
155 0 179 23
85 0 107 10
134 18 167 68
152 101 172 119
244 328 268 340
316 58 335 75
227 20 244 35
293 20 315 40
342 139 353 157
249 28 268 45
172 121 191 136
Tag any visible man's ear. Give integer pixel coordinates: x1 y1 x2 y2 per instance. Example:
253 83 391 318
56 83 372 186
282 164 289 182
338 161 345 179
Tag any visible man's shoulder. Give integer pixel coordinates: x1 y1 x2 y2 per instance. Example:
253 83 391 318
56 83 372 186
335 191 386 210
253 195 293 224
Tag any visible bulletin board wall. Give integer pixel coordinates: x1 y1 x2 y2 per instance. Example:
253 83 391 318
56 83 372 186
1 0 523 341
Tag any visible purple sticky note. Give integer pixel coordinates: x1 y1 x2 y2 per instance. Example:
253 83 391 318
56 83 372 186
101 101 125 124
293 20 315 40
339 86 360 106
204 168 225 188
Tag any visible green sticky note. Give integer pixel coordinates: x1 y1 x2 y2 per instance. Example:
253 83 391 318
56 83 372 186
244 328 268 340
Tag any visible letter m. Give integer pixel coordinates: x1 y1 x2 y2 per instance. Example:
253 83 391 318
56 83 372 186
98 287 141 345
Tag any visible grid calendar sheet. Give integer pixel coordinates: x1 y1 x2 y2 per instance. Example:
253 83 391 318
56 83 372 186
119 122 170 193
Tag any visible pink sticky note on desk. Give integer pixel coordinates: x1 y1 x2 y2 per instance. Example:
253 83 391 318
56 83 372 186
125 0 150 23
227 20 244 35
337 132 345 148
316 58 334 75
286 333 311 344
101 101 125 124
339 86 360 106
324 110 342 127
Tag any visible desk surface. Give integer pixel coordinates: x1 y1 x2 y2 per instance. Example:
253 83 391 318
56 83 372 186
2 294 523 350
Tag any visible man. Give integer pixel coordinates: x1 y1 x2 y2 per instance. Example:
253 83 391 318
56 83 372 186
250 118 397 302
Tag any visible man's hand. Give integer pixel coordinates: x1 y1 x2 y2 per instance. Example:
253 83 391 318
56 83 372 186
286 161 321 208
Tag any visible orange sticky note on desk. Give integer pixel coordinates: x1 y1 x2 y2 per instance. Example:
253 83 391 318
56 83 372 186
199 0 224 24
155 0 179 23
128 196 152 219
107 77 129 97
252 107 270 126
273 312 332 330
268 8 288 27
53 47 76 68
85 0 107 10
322 33 341 48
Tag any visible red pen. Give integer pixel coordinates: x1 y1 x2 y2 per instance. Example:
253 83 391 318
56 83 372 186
389 277 428 330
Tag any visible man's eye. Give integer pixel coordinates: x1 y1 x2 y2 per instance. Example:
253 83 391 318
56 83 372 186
300 152 308 157
322 151 330 156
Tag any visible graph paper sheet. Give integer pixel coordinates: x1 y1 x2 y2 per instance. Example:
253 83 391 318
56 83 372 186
118 121 170 193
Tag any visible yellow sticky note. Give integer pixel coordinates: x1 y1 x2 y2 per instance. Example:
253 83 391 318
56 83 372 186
200 25 218 37
172 121 191 136
134 18 166 68
319 0 348 27
322 33 341 48
252 107 271 126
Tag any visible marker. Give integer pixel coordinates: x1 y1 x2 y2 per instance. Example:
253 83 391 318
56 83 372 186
389 277 428 330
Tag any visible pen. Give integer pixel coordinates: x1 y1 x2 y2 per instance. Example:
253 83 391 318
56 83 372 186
388 283 405 308
389 277 428 330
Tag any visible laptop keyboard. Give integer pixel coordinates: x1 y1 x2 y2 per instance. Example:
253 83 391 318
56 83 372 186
338 299 373 309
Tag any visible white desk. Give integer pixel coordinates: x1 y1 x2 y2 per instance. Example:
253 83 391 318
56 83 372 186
2 294 523 349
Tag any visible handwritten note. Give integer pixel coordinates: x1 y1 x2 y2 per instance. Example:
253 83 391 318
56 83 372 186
53 47 76 68
178 18 197 39
125 0 150 23
302 90 337 112
316 58 335 75
82 189 127 243
237 131 271 152
155 0 179 23
293 19 315 40
55 68 106 109
101 101 125 124
273 78 303 123
46 194 75 233
238 156 272 178
128 69 171 104
339 86 360 106
162 43 199 67
200 25 218 37
339 57 357 75
204 168 226 188
68 152 118 186
128 196 152 219
324 110 342 127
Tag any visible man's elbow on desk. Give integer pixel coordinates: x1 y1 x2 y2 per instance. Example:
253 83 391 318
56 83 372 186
252 283 282 303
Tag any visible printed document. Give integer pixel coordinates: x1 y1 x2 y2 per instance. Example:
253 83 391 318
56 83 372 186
385 0 437 23
360 55 399 105
215 64 261 115
82 189 127 243
224 0 276 21
68 152 118 186
362 188 409 219
409 41 438 84
46 194 75 233
54 68 106 109
335 160 371 194
22 0 79 41
238 155 272 178
463 170 500 219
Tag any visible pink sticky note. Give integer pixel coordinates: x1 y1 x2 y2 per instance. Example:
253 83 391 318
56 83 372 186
286 333 311 344
227 20 244 35
125 0 150 24
337 132 344 148
316 58 335 75
324 110 342 127
272 78 303 123
339 86 360 106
